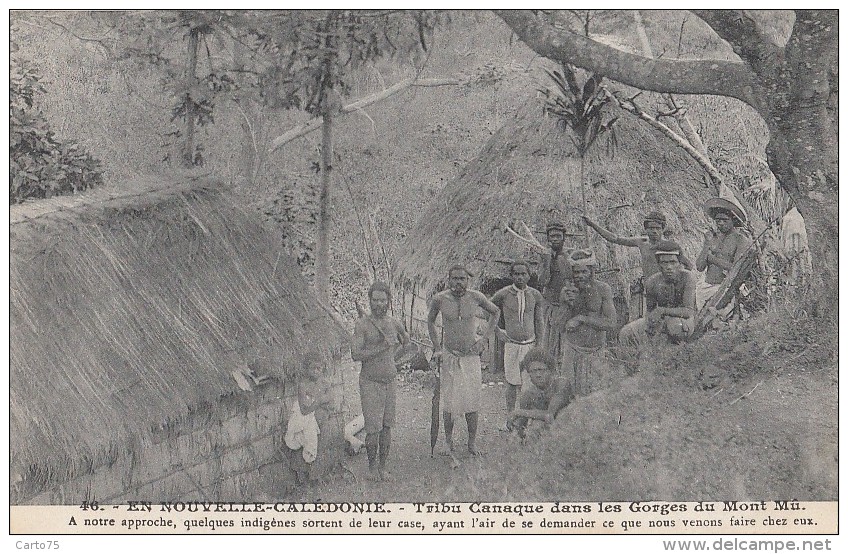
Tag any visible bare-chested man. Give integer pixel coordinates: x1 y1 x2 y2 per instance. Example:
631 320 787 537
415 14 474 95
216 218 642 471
619 240 696 348
351 281 409 481
490 260 544 428
538 222 573 361
559 249 618 395
584 211 693 320
696 198 752 313
427 265 500 456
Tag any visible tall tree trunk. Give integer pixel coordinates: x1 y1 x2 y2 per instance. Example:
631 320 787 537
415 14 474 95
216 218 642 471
315 105 333 304
182 27 200 167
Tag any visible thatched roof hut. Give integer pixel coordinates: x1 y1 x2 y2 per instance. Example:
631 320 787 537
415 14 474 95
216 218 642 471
395 97 715 299
10 176 348 502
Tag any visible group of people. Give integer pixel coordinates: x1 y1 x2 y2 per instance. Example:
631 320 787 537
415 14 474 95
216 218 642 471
339 196 753 479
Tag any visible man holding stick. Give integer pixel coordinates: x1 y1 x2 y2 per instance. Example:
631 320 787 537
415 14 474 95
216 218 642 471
696 197 752 316
427 265 500 457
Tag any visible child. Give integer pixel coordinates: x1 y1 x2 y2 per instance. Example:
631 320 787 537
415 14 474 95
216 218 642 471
508 348 573 437
285 351 332 480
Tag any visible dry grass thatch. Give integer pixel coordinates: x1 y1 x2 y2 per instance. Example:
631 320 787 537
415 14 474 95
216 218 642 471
10 176 348 490
394 97 716 297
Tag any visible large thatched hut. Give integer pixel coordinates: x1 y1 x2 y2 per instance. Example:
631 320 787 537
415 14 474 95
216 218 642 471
10 176 348 504
395 96 716 337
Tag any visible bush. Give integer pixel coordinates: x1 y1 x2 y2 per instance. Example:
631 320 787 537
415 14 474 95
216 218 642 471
10 57 104 204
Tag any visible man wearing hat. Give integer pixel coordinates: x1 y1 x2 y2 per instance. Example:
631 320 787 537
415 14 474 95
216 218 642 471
619 240 697 349
583 211 693 321
695 197 752 313
538 221 573 363
557 249 618 395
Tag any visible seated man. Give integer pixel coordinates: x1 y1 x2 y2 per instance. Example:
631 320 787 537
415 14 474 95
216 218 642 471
619 240 696 348
584 211 693 321
508 347 574 438
695 197 752 315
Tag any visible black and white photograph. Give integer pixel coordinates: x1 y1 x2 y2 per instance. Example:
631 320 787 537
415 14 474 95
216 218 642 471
8 8 838 539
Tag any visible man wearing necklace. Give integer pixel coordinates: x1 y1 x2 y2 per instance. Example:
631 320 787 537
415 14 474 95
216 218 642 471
490 260 545 430
427 264 501 456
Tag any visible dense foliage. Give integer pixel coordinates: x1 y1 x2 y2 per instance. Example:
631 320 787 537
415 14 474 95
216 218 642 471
10 56 103 203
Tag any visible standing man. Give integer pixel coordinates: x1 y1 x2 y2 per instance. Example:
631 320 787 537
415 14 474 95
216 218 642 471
559 249 618 396
490 260 545 429
351 281 409 481
538 222 572 362
583 211 693 320
696 198 752 313
427 265 500 456
619 240 697 348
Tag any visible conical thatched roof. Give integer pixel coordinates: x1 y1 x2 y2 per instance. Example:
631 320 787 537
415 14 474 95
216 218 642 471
395 97 715 297
10 176 348 491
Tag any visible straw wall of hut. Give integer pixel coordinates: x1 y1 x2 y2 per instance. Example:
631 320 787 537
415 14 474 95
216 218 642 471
395 97 716 322
10 177 349 504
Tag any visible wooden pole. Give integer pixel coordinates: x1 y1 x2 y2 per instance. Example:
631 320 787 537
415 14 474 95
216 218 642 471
315 102 333 304
182 27 200 167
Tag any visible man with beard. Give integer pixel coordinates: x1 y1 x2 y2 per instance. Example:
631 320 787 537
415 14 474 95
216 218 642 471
560 249 618 395
695 198 752 316
490 260 545 429
619 240 697 348
351 281 409 481
583 211 693 320
537 222 573 362
427 265 500 456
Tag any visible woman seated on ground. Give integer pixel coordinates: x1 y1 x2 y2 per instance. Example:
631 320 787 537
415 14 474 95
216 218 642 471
508 347 574 438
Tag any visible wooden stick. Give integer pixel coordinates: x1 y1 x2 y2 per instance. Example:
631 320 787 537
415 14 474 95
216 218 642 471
506 225 547 254
269 76 464 152
519 220 546 250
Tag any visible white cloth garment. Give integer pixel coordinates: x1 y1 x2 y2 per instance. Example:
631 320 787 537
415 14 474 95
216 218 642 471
285 399 320 463
512 285 526 324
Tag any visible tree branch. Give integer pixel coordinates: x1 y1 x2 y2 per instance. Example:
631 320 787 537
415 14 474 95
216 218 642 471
495 10 759 108
269 76 462 152
692 10 783 75
606 89 723 187
633 11 710 159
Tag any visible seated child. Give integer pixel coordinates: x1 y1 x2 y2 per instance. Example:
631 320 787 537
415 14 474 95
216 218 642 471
508 347 574 437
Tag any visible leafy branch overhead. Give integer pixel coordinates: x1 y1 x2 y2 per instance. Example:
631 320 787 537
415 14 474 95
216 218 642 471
539 64 618 157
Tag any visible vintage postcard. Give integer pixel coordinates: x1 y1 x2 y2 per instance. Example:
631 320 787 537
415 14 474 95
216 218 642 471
7 8 838 545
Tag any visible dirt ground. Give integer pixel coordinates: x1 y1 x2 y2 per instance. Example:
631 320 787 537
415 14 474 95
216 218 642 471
289 318 837 503
291 367 515 502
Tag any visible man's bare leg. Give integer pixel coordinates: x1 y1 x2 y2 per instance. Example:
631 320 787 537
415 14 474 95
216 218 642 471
466 412 482 455
365 432 380 481
378 427 392 481
505 384 518 430
443 411 455 452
